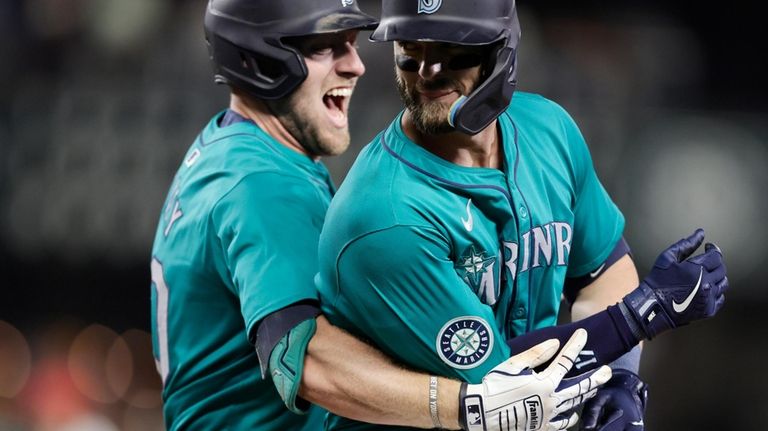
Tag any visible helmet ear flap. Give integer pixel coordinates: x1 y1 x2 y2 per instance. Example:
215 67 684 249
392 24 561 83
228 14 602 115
449 44 517 135
206 30 308 100
480 41 503 79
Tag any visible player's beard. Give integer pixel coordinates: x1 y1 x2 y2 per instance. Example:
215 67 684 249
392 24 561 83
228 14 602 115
267 92 350 158
396 72 467 136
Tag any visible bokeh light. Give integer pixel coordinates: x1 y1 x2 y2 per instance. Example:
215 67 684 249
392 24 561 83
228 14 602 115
105 332 134 401
121 403 164 431
0 321 31 398
68 324 122 403
119 329 162 409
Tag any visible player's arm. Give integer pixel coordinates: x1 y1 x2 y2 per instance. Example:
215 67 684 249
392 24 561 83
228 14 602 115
264 313 609 431
569 244 639 323
570 241 644 376
301 314 461 429
570 241 648 430
505 230 728 378
253 302 459 427
505 239 640 375
504 230 727 431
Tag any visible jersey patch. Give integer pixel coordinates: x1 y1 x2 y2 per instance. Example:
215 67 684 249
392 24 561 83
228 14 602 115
456 245 498 305
436 316 494 369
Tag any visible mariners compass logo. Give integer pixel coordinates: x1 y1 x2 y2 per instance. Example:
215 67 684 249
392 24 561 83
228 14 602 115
456 245 498 305
457 245 494 284
436 316 494 369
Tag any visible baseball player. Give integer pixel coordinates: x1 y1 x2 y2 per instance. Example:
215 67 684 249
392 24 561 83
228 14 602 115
150 0 613 430
316 0 729 430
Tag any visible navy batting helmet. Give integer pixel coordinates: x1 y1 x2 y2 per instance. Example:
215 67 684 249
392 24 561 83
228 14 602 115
204 0 378 100
371 0 521 135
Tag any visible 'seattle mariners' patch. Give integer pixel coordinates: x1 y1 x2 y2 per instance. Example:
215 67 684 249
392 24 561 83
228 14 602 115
436 316 493 369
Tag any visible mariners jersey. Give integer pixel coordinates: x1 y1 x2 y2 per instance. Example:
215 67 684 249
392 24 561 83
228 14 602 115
316 92 624 430
150 111 330 430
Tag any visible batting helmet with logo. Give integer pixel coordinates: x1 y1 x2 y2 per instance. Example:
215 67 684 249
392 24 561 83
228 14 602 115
371 0 521 135
204 0 378 100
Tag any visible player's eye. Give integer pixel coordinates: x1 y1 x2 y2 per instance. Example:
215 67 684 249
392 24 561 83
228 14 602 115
446 53 484 70
395 54 420 72
311 46 333 56
398 41 419 52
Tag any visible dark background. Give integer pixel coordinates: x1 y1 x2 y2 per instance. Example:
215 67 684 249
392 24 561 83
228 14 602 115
1 0 766 429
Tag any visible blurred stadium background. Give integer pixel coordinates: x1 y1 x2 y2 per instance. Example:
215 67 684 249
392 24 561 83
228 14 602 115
1 0 765 429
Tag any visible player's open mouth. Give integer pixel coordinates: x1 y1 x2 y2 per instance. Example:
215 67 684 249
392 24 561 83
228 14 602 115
323 87 352 128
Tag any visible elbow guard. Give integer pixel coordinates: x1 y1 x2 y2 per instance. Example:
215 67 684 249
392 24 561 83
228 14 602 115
268 318 317 414
254 303 320 414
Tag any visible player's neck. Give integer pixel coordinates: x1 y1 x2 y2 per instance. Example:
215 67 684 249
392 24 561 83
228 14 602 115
229 92 310 158
403 112 502 169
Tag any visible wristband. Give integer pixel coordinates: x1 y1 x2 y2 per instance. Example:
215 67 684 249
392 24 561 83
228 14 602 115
429 376 441 429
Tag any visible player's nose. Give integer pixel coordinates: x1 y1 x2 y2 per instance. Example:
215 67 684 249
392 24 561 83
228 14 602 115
336 41 365 77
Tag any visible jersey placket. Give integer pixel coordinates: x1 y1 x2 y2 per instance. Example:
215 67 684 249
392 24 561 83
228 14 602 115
501 119 534 338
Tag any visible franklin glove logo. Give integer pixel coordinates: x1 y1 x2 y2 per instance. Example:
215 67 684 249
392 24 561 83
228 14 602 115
525 397 542 430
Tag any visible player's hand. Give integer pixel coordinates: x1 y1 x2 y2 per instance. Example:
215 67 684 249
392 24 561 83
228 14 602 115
459 328 612 431
580 369 648 431
622 228 728 339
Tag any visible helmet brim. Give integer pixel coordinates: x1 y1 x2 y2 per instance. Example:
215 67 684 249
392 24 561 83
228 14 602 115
282 11 379 36
370 16 506 45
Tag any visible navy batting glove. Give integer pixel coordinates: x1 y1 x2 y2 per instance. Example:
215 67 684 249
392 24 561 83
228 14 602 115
580 369 648 431
621 228 728 340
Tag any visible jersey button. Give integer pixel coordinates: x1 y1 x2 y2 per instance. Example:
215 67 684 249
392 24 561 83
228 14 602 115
519 206 528 218
514 307 526 318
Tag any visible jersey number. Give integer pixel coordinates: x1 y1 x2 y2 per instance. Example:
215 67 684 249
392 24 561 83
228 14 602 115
151 257 170 384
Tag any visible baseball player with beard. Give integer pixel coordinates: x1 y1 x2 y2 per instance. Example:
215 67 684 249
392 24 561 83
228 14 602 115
316 0 729 430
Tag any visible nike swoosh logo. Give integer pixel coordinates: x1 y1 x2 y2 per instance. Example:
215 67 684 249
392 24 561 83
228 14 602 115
630 420 644 426
590 263 606 278
461 199 473 232
672 267 703 313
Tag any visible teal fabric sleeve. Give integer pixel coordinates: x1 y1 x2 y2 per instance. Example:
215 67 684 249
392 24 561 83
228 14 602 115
328 225 510 384
212 172 323 333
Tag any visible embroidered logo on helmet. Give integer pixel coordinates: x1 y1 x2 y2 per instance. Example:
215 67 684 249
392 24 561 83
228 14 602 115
341 0 354 6
418 0 442 14
436 316 493 369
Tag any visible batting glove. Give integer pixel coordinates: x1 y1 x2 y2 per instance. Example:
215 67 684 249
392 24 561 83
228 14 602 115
580 369 648 431
621 228 728 340
459 328 612 431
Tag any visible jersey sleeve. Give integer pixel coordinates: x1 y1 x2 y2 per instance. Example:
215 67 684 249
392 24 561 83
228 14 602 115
326 224 510 384
558 106 625 277
212 172 324 336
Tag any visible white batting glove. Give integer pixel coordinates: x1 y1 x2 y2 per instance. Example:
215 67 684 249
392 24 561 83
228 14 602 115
459 328 612 431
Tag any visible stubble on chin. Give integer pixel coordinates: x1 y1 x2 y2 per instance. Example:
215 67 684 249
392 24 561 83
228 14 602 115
396 74 455 136
267 95 350 157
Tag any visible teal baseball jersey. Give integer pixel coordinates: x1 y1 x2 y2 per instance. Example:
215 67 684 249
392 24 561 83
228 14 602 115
150 111 330 430
316 92 624 430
